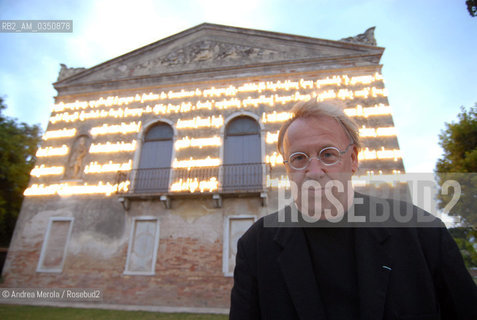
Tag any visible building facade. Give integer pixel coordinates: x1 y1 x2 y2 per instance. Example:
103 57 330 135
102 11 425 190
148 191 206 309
2 23 405 313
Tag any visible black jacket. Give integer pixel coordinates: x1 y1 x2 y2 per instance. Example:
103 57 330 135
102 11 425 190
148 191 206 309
230 193 477 320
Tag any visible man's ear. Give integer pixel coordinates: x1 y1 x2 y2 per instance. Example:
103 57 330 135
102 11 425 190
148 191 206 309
351 146 359 174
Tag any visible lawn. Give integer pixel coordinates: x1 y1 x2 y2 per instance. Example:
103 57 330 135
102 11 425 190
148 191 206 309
0 305 229 320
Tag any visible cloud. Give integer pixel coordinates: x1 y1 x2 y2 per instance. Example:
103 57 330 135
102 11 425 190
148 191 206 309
62 0 192 67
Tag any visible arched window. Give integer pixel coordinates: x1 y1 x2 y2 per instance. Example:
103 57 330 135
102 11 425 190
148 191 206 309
135 122 173 193
223 116 262 191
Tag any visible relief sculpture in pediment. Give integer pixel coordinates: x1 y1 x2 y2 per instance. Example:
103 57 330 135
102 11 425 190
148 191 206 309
160 40 278 65
111 40 281 78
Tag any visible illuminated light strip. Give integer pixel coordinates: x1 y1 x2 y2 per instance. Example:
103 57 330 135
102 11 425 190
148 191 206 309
350 75 374 85
267 175 290 188
89 96 130 108
337 89 354 100
266 131 279 144
170 177 219 193
358 147 402 161
176 115 224 129
52 74 384 112
359 148 377 160
359 126 397 138
266 152 284 167
372 87 387 97
317 89 337 101
53 92 309 124
238 82 267 93
350 74 383 85
268 172 405 189
359 126 378 138
315 73 383 88
377 147 401 160
196 100 214 110
89 140 137 153
203 86 238 97
172 156 221 169
138 93 161 103
50 87 386 124
352 173 407 187
43 128 76 140
262 111 293 123
52 93 161 112
344 104 392 118
376 127 397 137
365 170 402 176
215 92 310 110
318 87 387 101
125 106 150 117
274 92 312 104
167 89 201 99
51 100 89 112
153 102 193 115
24 181 130 197
268 173 406 189
90 121 141 136
50 106 155 124
49 112 79 123
30 165 64 177
84 160 133 174
264 80 300 91
36 145 69 157
90 96 134 108
300 79 314 89
174 136 221 150
347 87 387 99
215 98 241 109
274 92 309 104
354 88 370 98
316 76 342 88
243 95 274 108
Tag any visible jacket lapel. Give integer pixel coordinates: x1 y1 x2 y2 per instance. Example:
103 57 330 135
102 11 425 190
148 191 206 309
272 195 393 320
274 226 326 320
354 194 392 320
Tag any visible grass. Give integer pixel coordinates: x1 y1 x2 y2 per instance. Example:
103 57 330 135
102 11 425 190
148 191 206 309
0 305 229 320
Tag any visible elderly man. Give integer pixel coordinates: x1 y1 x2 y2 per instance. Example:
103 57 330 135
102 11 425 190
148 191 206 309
230 100 476 320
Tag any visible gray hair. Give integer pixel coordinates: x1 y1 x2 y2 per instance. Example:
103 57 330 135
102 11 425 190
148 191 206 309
277 99 361 155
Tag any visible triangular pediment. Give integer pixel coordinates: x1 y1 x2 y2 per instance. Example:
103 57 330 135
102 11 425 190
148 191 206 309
54 23 384 90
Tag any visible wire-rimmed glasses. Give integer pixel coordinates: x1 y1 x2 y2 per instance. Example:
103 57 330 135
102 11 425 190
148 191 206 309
284 143 354 170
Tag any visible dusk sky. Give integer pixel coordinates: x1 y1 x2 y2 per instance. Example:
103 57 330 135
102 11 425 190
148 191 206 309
1 0 476 175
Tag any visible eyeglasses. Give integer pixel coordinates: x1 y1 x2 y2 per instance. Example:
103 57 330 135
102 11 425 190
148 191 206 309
284 143 354 170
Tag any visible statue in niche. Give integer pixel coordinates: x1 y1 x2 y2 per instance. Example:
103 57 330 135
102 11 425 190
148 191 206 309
66 136 89 179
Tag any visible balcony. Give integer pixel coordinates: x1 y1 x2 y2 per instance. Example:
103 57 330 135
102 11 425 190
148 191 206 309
116 163 271 208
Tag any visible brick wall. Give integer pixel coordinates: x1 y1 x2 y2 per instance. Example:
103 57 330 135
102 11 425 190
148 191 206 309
2 236 233 308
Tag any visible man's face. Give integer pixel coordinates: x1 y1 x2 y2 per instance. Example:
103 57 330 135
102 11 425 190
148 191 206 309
283 116 358 220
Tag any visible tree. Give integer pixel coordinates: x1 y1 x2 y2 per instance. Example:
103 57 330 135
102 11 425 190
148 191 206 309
448 227 477 268
0 97 42 246
467 0 477 17
435 104 477 227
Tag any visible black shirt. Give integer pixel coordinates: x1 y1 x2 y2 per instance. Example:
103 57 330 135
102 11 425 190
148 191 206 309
303 227 360 320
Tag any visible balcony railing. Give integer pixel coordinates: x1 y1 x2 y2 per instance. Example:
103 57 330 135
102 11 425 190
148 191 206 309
116 163 270 196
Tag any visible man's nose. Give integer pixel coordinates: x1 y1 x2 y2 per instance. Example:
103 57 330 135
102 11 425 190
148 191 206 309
305 157 325 179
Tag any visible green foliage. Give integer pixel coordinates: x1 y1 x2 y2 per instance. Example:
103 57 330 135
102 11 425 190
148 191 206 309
467 0 477 17
436 105 477 173
435 105 477 227
0 97 42 246
448 227 477 268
